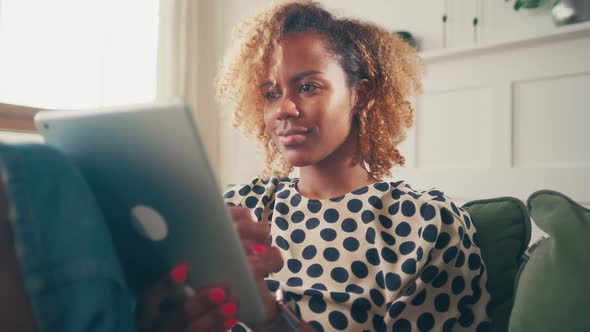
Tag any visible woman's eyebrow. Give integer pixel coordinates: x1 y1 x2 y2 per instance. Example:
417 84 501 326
260 70 323 88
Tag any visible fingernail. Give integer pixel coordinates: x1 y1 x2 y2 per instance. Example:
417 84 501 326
220 301 238 317
224 318 238 329
169 263 188 285
209 288 226 304
251 244 267 254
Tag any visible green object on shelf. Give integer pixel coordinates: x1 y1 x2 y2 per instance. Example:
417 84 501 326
514 0 546 10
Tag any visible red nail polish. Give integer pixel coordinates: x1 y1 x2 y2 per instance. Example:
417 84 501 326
169 263 188 285
224 318 238 329
251 244 267 254
209 288 226 304
220 302 238 317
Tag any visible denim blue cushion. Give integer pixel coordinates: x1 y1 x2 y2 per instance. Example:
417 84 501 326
0 143 136 332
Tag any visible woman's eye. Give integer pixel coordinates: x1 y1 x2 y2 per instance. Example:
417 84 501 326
299 84 316 93
265 90 280 100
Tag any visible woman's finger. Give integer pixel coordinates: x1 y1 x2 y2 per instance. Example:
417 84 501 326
235 221 271 244
228 206 253 223
249 246 284 279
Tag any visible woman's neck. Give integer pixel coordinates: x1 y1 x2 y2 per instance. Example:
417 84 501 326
296 131 378 199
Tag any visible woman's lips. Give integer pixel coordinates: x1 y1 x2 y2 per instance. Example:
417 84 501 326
278 128 311 147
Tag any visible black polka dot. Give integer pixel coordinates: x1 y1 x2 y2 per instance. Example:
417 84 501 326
323 247 340 262
458 226 465 239
443 246 458 264
245 196 258 208
287 259 302 273
290 229 306 243
328 311 349 330
308 200 322 213
473 232 480 247
400 241 416 255
420 265 439 283
251 184 265 194
458 295 473 312
392 318 411 331
275 202 289 215
391 188 403 199
459 308 475 327
441 207 454 225
275 217 288 231
422 224 438 243
302 245 317 260
223 190 235 199
374 182 389 191
330 195 345 202
395 222 411 237
451 202 460 215
388 301 406 319
331 267 349 283
365 227 376 244
436 232 451 249
306 217 320 230
455 250 466 268
401 258 417 274
452 276 466 294
351 261 369 279
375 271 385 289
417 312 435 331
341 218 358 232
411 288 427 306
372 314 386 331
312 283 327 290
261 196 269 205
401 200 416 217
385 272 402 291
378 215 393 229
352 186 369 195
366 248 381 266
291 211 305 223
403 281 417 296
381 247 398 263
254 207 263 220
309 321 324 332
350 298 372 323
464 214 472 229
471 275 482 303
433 270 449 288
238 186 251 196
320 228 337 241
361 210 375 223
370 288 385 306
435 293 451 312
347 199 363 213
286 277 302 286
379 231 395 246
324 209 340 223
443 318 457 332
330 292 350 303
388 202 400 215
345 284 364 294
265 279 279 292
309 296 327 313
343 237 360 252
305 262 321 277
463 234 472 249
290 194 302 207
304 289 322 298
468 253 482 271
368 196 383 209
420 203 436 221
277 189 290 199
275 235 289 250
231 323 247 332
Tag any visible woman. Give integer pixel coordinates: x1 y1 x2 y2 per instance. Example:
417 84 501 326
143 1 491 331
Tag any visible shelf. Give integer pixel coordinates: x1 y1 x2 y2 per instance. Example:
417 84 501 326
419 20 590 62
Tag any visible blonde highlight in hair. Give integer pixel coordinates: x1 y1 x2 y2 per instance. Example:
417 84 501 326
216 0 423 179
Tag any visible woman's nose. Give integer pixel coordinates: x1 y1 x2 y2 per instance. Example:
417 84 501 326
277 97 300 119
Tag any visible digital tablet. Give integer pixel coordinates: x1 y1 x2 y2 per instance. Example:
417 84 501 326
34 101 266 324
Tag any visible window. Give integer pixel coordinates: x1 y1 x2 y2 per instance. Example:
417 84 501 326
0 0 160 109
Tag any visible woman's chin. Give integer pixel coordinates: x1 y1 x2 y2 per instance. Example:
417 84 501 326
283 152 314 168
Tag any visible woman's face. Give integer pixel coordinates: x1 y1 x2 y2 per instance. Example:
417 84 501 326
262 32 360 168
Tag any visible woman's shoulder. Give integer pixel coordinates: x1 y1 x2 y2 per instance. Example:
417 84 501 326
222 176 291 207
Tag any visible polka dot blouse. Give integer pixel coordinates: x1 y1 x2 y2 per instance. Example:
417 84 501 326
224 177 491 332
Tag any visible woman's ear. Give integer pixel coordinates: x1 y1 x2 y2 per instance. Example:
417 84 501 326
352 79 371 115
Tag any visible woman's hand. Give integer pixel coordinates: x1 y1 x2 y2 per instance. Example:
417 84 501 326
229 207 284 325
136 265 240 332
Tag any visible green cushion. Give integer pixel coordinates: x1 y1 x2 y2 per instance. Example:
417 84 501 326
463 197 531 332
509 190 590 332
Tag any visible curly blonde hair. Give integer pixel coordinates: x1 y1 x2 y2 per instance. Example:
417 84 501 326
216 0 423 179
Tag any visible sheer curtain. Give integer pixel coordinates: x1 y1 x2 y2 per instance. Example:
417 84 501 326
157 0 221 173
